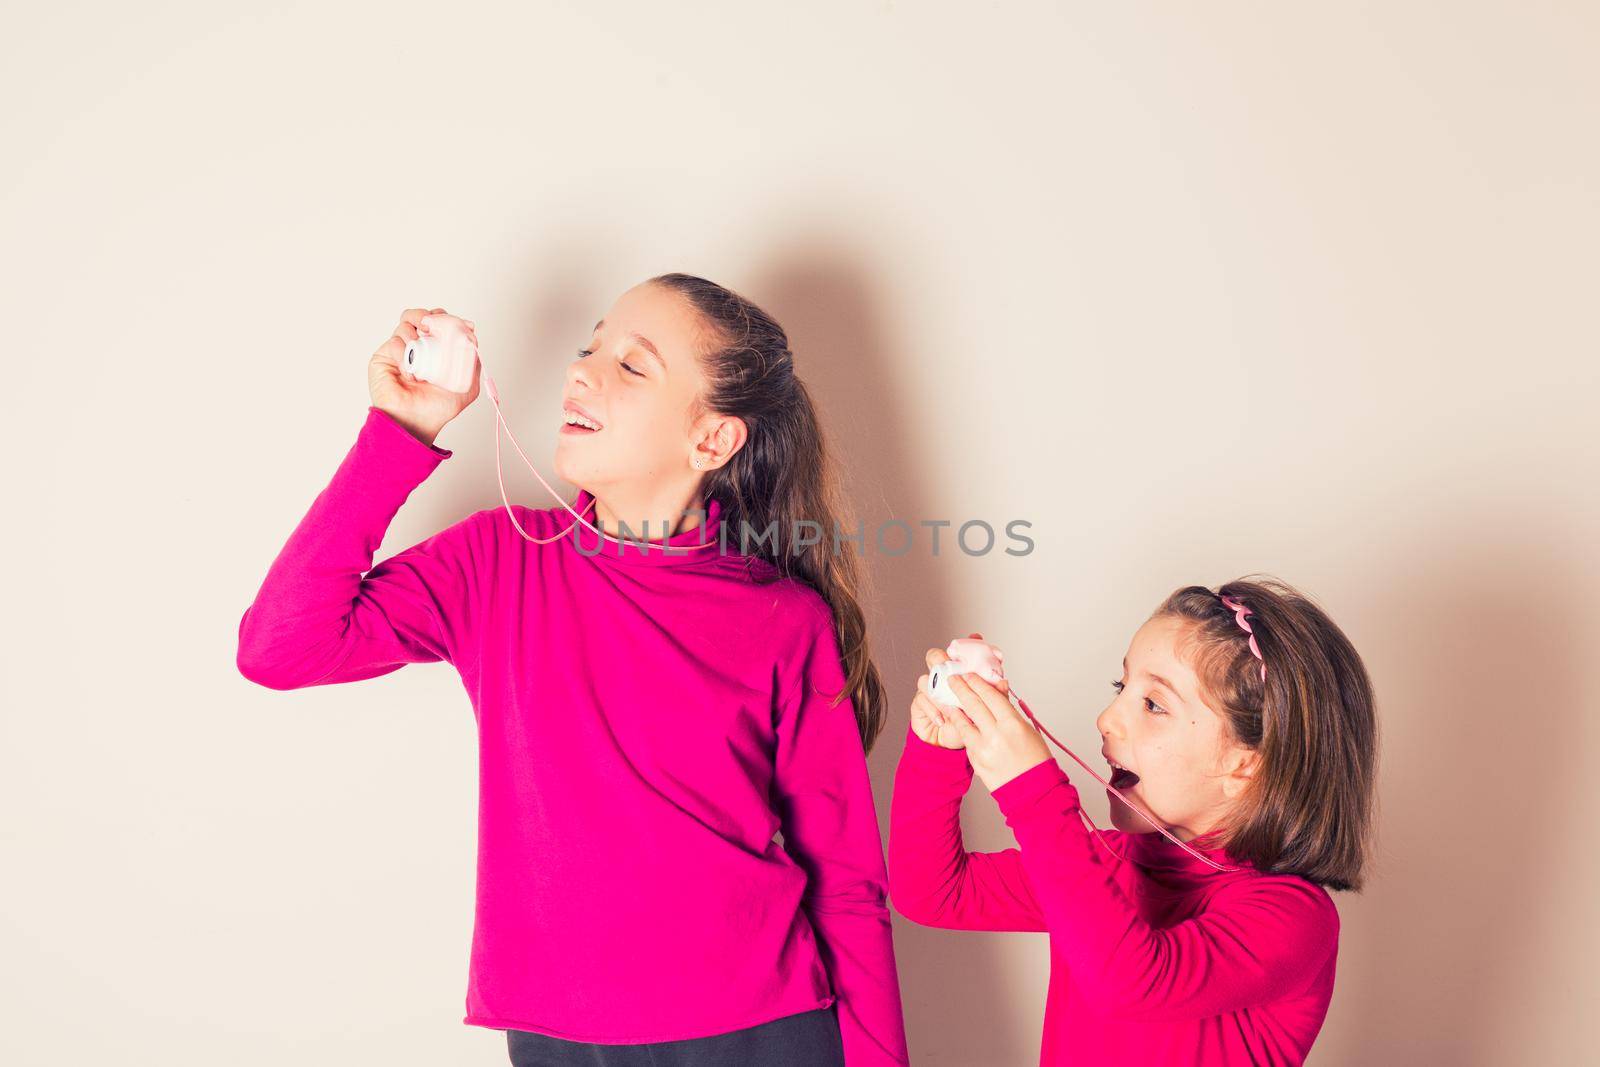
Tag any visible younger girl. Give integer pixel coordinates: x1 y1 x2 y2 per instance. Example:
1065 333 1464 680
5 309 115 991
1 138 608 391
888 579 1377 1066
238 275 909 1065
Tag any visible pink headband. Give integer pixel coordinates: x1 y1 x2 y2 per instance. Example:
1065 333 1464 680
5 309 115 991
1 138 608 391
1219 594 1268 683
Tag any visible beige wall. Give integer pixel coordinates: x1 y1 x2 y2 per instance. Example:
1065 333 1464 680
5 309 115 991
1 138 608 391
4 3 1596 1064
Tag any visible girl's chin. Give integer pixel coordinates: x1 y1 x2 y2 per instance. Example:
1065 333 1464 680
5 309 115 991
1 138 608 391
1106 791 1151 833
550 450 592 482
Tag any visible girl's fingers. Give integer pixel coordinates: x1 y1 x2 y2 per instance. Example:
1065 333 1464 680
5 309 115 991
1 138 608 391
947 705 980 745
912 690 946 726
373 334 405 364
908 676 936 731
394 310 427 345
928 676 978 730
964 672 1020 723
948 672 996 730
920 652 970 724
913 675 943 720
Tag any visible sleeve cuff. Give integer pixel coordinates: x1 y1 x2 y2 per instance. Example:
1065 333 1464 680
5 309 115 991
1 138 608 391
900 720 973 769
991 757 1075 821
367 405 453 460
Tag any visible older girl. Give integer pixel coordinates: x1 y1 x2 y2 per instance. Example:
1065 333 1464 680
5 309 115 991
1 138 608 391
238 275 908 1065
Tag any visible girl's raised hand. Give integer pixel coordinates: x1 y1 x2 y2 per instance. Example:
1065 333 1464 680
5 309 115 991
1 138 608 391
368 307 481 447
910 632 1002 751
930 640 1053 792
910 668 967 750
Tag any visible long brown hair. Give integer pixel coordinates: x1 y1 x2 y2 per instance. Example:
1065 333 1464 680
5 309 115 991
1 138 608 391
650 272 887 753
1156 575 1378 890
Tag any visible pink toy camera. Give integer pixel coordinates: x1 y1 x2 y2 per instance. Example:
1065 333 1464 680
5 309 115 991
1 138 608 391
928 637 1006 706
403 313 479 394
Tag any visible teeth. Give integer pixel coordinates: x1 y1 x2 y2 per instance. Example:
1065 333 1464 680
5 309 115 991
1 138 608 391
563 411 601 430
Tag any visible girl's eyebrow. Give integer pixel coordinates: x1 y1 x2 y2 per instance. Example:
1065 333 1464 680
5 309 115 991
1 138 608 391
593 319 667 371
1123 655 1188 704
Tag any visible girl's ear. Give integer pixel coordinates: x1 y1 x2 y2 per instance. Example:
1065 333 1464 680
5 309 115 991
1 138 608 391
693 414 749 469
716 414 748 458
1220 745 1260 801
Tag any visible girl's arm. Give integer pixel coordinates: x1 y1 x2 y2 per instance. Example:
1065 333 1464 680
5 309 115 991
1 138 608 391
236 406 495 690
990 758 1340 1022
887 723 1047 932
771 611 910 1067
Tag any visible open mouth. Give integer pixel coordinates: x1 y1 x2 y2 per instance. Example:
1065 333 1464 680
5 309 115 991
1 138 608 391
561 408 603 435
1107 758 1141 791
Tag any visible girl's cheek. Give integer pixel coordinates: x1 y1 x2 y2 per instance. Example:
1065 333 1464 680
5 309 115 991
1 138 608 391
1143 741 1171 773
1149 747 1192 807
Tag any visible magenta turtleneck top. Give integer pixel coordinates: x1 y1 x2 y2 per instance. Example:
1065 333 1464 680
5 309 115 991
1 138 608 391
888 723 1341 1066
236 406 909 1064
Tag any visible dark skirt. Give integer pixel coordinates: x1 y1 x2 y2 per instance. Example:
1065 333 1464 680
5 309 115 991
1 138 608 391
505 1007 845 1067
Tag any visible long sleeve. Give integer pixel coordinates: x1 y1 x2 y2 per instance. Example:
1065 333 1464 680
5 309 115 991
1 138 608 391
990 758 1341 1022
770 613 909 1066
887 722 1046 931
236 406 496 690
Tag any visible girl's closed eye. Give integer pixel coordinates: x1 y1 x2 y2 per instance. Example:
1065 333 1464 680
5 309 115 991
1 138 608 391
577 347 645 377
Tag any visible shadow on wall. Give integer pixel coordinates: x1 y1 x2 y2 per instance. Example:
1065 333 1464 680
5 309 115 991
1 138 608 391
755 250 1043 1067
1312 514 1586 1066
480 250 1584 1066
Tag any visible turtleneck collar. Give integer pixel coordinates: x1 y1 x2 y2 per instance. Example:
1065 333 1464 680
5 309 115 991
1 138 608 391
562 488 727 567
1122 828 1250 879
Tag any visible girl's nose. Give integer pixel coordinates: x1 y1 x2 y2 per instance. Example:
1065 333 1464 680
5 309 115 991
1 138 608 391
567 357 595 391
1095 704 1120 740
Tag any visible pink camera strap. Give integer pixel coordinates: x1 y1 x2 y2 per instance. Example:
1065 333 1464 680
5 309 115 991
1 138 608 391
480 368 717 551
1005 681 1241 873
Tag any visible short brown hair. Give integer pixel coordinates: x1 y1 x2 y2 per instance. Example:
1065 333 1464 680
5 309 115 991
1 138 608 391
1156 575 1378 891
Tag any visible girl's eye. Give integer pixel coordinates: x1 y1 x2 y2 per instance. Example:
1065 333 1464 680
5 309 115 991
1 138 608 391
577 348 643 377
1110 679 1165 715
